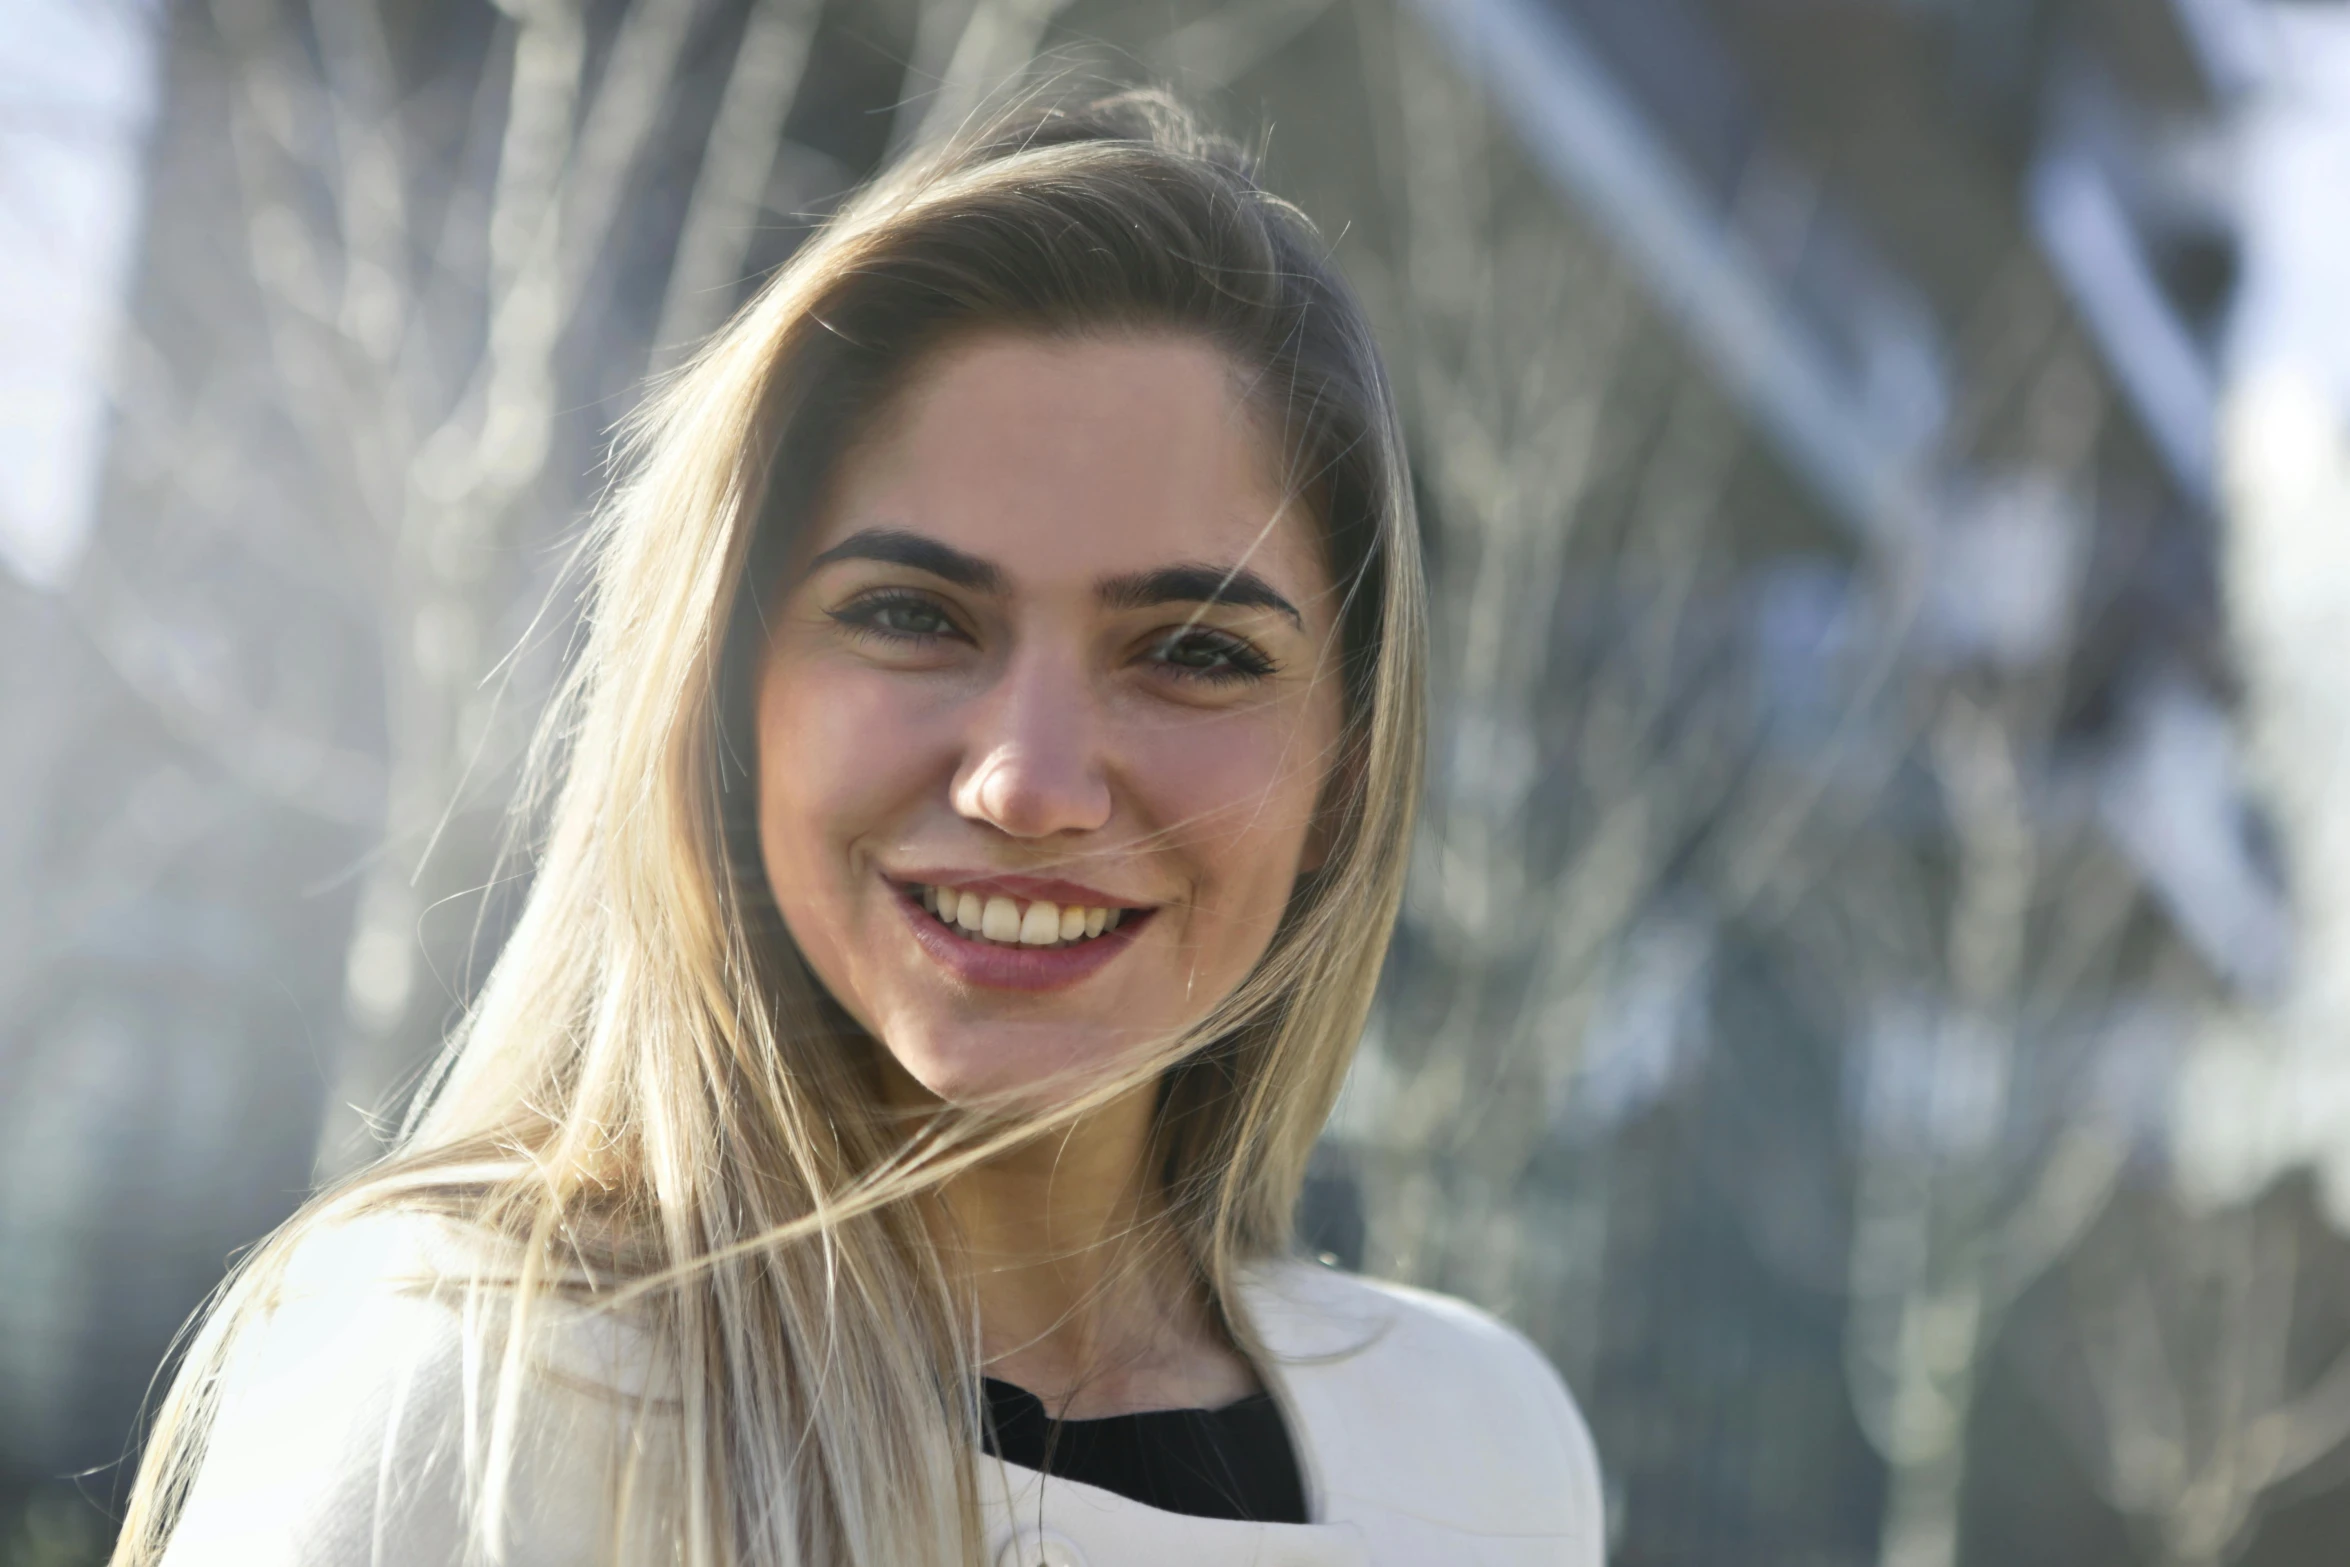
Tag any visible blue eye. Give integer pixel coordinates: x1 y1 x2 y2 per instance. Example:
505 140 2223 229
1148 628 1279 684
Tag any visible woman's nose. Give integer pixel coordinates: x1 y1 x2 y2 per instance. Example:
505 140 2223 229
950 652 1114 839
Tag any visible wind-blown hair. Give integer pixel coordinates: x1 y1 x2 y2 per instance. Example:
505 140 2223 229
115 86 1427 1566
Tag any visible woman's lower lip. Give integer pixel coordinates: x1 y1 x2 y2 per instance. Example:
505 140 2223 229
895 885 1148 992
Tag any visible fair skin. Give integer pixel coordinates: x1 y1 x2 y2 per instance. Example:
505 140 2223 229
754 330 1343 1417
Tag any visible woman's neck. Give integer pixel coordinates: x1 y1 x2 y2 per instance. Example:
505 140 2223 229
932 1080 1259 1419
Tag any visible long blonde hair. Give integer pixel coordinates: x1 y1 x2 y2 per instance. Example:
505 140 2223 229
115 87 1427 1567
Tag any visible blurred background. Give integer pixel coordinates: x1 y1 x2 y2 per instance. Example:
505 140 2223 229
6 0 2350 1562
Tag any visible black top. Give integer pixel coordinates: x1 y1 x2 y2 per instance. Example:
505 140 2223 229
979 1376 1310 1525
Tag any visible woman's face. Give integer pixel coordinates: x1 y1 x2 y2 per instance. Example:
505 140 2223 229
755 331 1344 1107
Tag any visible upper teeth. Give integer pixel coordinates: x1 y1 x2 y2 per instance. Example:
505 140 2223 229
919 885 1124 946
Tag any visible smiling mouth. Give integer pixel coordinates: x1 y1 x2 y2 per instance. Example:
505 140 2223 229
900 881 1150 948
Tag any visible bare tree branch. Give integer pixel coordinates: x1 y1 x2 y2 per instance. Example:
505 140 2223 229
653 0 821 360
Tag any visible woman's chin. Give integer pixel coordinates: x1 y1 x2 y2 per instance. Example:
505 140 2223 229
888 1024 1162 1116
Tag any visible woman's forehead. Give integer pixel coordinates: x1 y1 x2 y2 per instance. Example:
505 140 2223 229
807 331 1329 605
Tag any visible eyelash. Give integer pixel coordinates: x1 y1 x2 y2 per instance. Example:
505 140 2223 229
828 591 1280 684
1145 626 1280 684
828 590 965 645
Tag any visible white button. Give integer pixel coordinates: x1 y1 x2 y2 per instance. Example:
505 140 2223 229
992 1529 1085 1567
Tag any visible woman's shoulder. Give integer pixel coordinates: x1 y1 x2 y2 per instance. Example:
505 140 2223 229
1240 1257 1605 1558
1238 1253 1592 1432
162 1208 679 1567
217 1206 678 1412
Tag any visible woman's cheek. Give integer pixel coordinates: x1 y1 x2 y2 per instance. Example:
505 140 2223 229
764 663 950 833
1128 706 1320 892
756 661 955 979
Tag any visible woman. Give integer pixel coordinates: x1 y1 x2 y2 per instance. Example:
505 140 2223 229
118 88 1603 1567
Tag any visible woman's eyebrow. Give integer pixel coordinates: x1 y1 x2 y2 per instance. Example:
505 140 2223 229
806 528 1004 592
1097 563 1304 628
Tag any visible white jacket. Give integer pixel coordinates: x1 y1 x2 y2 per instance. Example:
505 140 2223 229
165 1216 1604 1567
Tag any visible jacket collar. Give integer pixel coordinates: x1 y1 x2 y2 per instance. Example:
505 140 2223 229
973 1259 1386 1565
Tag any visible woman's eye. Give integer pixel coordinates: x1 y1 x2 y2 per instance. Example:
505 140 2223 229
1147 627 1278 684
831 592 962 643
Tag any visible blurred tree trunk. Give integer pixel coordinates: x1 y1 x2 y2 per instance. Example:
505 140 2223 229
171 0 847 1175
